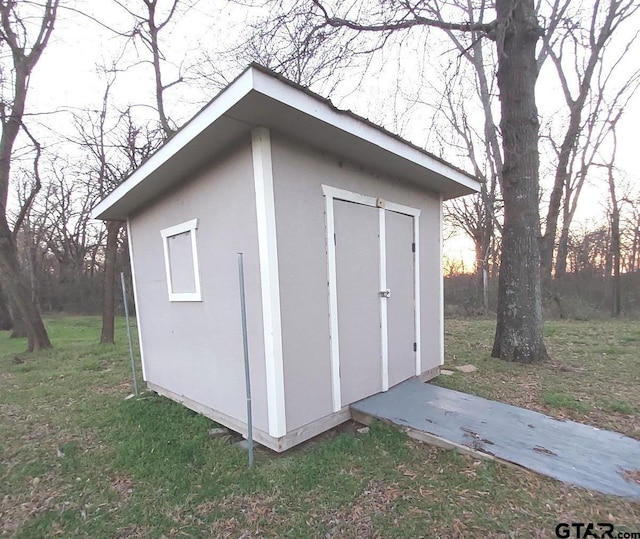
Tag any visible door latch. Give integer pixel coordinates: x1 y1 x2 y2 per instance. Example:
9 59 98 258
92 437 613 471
379 289 391 298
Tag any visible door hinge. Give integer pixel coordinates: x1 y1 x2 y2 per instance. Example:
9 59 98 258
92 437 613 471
334 233 336 246
412 242 416 253
413 342 417 352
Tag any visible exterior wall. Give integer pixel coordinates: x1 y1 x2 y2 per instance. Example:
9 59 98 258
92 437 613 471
271 134 442 432
129 139 269 433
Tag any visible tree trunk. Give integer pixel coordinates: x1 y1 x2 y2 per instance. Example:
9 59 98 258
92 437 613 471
8 296 27 338
0 289 12 331
100 221 122 344
0 218 51 351
608 173 621 317
555 222 570 279
610 215 620 317
474 233 491 313
630 216 639 272
491 0 548 363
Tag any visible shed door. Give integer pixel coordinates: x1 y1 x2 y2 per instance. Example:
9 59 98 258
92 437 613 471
332 197 417 407
386 210 416 387
334 199 382 405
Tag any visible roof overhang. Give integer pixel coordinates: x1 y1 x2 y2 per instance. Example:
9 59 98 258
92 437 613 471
92 64 481 221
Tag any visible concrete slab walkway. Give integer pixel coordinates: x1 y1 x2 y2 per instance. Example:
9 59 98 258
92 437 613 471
351 379 640 499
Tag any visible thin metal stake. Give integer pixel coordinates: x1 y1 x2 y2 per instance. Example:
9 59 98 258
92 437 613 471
121 272 139 398
237 253 254 467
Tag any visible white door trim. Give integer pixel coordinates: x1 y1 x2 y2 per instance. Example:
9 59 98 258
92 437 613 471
323 192 342 413
322 184 421 409
378 207 389 391
413 216 422 375
252 127 287 438
438 194 444 366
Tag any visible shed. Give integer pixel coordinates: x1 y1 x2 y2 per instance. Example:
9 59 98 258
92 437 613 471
92 64 481 451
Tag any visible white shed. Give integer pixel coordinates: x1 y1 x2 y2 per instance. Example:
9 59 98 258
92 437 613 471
93 64 480 451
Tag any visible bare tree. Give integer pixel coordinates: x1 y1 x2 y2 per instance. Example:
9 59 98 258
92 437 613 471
86 0 186 343
539 0 640 279
73 70 162 343
433 0 639 301
607 165 621 317
0 0 59 351
14 164 105 314
430 2 503 313
624 193 640 273
429 54 502 312
112 0 191 137
597 127 624 317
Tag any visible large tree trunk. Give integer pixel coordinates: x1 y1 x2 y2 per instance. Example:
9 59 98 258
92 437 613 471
0 218 51 351
8 296 27 338
100 221 122 344
0 289 14 331
491 0 548 362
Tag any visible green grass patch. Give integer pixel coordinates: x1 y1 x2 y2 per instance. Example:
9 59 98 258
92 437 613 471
542 389 591 412
603 398 634 415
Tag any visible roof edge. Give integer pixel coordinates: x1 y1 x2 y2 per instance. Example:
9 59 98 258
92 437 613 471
247 63 479 189
91 66 257 220
92 63 481 220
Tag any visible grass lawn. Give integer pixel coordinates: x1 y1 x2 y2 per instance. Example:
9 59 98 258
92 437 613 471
1 316 639 538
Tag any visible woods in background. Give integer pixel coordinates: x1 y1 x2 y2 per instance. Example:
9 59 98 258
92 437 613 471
0 0 639 355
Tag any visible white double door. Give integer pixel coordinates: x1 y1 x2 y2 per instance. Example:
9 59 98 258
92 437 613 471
331 197 419 407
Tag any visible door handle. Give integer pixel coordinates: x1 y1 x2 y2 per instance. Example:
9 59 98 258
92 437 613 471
379 289 391 298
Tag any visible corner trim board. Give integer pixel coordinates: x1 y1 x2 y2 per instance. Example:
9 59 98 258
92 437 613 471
438 194 444 366
127 219 147 381
252 127 287 438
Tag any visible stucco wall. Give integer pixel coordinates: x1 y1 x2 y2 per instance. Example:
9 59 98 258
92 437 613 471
270 134 442 432
129 139 269 433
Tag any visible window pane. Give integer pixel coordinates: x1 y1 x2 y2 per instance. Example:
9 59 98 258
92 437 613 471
167 231 196 293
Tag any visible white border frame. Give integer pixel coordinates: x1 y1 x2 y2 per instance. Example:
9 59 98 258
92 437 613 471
252 127 287 438
322 185 421 412
160 218 202 302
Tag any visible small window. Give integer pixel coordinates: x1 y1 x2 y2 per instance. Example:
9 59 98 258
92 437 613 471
160 219 202 301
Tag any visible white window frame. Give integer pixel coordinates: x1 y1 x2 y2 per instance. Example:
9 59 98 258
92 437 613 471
160 218 203 302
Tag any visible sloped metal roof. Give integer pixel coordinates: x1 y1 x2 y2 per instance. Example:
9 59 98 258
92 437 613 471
92 63 480 220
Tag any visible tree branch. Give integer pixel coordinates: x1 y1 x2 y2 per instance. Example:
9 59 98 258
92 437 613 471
310 0 497 36
12 123 42 240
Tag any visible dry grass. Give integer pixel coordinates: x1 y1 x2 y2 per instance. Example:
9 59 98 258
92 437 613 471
1 316 639 538
439 318 640 439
